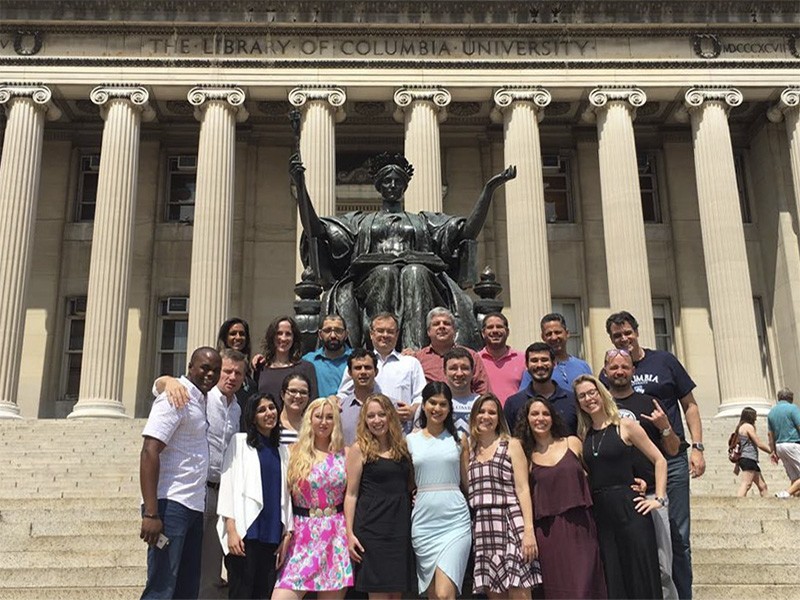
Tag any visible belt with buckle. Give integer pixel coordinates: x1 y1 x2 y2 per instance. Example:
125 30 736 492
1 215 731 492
207 481 220 490
293 503 344 518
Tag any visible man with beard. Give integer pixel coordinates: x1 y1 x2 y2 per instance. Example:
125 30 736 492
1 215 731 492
503 342 577 434
303 314 352 396
604 348 680 600
519 313 592 393
140 347 222 599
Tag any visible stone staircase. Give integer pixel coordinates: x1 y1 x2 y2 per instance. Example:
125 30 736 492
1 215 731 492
1 416 799 598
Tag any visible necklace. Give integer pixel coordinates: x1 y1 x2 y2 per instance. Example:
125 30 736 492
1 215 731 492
590 426 609 457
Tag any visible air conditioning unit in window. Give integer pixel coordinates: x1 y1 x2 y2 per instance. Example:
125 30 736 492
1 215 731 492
176 155 197 170
161 297 189 315
68 296 88 316
87 155 101 170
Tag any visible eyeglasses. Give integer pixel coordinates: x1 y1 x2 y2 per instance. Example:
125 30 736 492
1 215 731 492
604 348 630 361
285 389 309 397
321 327 345 335
577 388 601 401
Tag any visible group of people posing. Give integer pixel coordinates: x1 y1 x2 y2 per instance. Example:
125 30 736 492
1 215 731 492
139 307 706 600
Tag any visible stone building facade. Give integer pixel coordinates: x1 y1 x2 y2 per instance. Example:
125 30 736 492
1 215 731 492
1 1 799 419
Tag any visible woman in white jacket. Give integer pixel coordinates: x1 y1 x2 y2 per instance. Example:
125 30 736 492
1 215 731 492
217 393 294 599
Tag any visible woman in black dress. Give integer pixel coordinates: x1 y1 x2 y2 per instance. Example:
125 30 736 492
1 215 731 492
253 315 318 402
344 393 414 598
573 374 666 600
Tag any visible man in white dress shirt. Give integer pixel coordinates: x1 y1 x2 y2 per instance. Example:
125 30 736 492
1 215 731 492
140 347 221 600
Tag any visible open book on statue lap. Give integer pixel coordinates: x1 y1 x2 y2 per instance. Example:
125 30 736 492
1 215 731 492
350 251 448 275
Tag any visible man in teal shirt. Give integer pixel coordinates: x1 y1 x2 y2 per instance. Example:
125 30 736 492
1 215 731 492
302 314 352 396
768 388 800 491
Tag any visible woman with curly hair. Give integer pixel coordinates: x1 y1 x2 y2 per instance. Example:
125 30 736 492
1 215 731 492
344 394 415 598
406 382 472 600
255 316 318 403
217 393 293 599
517 395 607 599
466 393 540 599
273 396 353 599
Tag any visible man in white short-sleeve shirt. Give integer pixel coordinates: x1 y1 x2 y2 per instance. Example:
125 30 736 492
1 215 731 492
140 347 221 600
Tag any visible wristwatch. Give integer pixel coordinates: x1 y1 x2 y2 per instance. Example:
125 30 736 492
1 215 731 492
691 442 705 452
660 427 672 438
656 496 669 508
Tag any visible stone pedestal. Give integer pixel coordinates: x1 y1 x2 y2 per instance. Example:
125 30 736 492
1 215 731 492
587 87 655 349
70 86 153 419
288 86 346 280
0 85 60 419
684 87 769 415
491 88 552 340
394 87 451 213
185 86 248 353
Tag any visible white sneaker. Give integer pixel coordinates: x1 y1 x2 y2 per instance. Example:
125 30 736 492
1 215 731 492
775 490 791 499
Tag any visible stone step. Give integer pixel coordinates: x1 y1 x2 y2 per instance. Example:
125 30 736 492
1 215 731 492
0 550 144 569
0 567 143 588
693 547 798 564
692 533 792 549
0 587 141 600
20 534 143 553
694 563 800 585
0 497 139 510
0 507 139 523
694 584 800 600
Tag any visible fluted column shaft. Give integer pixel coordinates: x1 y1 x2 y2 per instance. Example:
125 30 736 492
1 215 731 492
492 89 552 340
0 85 59 419
394 88 451 213
70 87 153 418
770 89 800 233
288 87 346 279
185 87 247 353
588 88 655 348
685 88 768 413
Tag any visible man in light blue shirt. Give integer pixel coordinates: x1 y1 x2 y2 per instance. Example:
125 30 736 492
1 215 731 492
303 314 352 396
519 312 591 393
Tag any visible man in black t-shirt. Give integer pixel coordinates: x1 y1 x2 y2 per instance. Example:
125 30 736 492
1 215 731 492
605 347 680 600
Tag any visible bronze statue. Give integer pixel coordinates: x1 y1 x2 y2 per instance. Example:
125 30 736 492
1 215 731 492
292 152 516 350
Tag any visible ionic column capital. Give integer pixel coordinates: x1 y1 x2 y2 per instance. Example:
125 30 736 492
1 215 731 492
583 86 646 122
490 87 551 123
767 87 800 123
288 86 347 123
393 87 451 123
0 83 61 120
187 86 248 122
90 85 155 122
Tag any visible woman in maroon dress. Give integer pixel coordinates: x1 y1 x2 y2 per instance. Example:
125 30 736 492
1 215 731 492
516 396 607 599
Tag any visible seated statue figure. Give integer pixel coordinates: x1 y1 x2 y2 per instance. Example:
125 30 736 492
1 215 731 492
293 152 516 350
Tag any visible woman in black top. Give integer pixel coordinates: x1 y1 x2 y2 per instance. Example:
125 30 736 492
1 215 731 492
573 374 667 600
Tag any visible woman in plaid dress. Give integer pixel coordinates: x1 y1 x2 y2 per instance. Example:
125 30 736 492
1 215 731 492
466 394 542 598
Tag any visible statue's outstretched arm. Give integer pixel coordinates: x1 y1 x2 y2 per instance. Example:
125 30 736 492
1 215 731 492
462 165 517 240
291 153 325 238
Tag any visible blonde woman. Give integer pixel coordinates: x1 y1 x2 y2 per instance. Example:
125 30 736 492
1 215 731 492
273 397 353 599
466 393 541 599
344 394 414 598
574 374 665 599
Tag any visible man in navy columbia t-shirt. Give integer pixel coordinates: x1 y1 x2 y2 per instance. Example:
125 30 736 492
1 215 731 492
600 311 704 600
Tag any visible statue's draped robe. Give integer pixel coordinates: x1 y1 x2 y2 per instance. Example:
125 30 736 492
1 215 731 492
302 210 481 349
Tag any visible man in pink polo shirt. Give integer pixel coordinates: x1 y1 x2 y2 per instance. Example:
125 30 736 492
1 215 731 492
477 312 525 405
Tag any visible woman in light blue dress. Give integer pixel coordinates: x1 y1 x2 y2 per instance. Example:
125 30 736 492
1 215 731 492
406 381 472 599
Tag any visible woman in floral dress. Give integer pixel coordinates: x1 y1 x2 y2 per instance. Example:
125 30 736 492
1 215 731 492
273 396 353 599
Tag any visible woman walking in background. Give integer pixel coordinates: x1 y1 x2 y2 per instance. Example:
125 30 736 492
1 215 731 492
735 407 770 497
519 396 607 599
344 394 415 598
466 393 540 599
407 382 472 600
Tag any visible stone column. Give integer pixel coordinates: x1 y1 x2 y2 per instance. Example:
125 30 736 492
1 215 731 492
69 86 154 419
586 87 655 348
683 87 769 414
491 87 552 339
0 85 60 419
393 87 451 213
288 86 346 279
185 87 248 353
769 87 800 235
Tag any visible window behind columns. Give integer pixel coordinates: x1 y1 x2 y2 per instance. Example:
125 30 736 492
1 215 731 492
753 297 776 396
551 299 584 358
733 151 753 223
157 297 189 377
542 154 574 223
59 297 86 416
637 152 662 223
651 299 675 353
166 155 197 223
76 154 100 221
